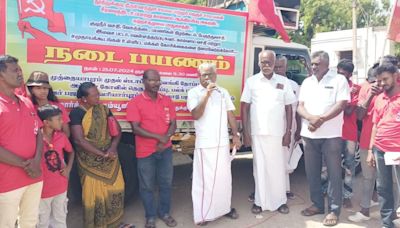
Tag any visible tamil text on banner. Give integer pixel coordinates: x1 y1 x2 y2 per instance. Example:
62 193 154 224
3 0 248 120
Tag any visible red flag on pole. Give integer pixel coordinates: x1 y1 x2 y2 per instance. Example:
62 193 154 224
387 0 400 42
248 0 290 42
17 0 66 34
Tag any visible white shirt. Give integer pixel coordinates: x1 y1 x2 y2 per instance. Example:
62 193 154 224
298 70 350 139
187 85 235 149
240 72 297 137
288 79 300 108
287 79 300 131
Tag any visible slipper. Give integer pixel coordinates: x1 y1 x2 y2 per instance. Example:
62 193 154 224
251 204 262 214
145 218 156 228
224 208 239 219
248 192 255 202
160 215 177 227
277 204 289 214
323 213 339 226
301 205 324 216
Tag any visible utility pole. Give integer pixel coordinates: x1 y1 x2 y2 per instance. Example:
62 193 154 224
352 0 358 82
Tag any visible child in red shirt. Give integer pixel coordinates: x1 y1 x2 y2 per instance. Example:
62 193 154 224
37 104 74 228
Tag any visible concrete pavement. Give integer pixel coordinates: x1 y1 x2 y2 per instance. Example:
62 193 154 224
67 153 391 228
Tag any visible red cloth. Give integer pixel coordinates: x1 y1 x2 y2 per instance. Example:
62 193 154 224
342 81 360 141
358 82 377 150
126 92 176 158
248 0 290 42
387 0 400 42
17 0 66 34
34 101 70 124
372 92 400 152
41 131 72 198
0 93 42 193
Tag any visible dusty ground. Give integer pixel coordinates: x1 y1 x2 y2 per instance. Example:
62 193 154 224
67 153 396 228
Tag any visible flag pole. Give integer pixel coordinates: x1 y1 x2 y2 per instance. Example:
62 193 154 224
382 0 396 60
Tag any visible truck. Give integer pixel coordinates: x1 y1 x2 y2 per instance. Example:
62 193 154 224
0 0 310 201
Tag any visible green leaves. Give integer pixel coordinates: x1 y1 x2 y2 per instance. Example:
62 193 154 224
291 0 390 46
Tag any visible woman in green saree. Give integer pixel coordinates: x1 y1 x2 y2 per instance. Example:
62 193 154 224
69 82 132 228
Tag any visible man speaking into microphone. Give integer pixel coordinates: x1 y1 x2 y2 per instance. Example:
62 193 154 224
187 62 241 226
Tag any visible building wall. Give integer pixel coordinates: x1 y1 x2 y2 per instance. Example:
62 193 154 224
311 27 394 83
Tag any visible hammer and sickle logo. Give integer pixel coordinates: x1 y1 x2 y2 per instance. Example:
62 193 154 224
24 0 46 15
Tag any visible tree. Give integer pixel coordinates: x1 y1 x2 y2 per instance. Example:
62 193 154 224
291 0 391 46
168 0 393 50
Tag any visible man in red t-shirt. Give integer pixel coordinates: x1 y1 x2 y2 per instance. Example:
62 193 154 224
337 59 361 209
0 55 43 227
348 64 381 222
126 69 177 228
368 63 400 228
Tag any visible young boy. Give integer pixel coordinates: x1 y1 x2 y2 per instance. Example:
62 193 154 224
37 104 74 228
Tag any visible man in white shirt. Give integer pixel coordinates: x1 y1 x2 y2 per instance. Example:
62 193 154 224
241 50 297 214
297 51 350 226
274 55 302 200
187 63 241 226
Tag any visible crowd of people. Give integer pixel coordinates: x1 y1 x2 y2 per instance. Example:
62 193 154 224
0 50 399 228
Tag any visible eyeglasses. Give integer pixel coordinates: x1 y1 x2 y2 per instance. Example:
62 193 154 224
259 61 273 66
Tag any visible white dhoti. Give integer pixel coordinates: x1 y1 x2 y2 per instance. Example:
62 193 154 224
252 135 287 211
192 145 232 223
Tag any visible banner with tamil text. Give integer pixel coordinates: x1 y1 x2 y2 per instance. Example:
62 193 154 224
2 0 248 119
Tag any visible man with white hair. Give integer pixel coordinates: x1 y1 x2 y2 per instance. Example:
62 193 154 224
274 55 302 199
241 50 297 214
187 62 241 225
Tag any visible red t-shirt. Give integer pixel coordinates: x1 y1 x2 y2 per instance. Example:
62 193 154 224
358 82 377 150
372 92 400 152
41 131 73 198
14 83 27 97
126 92 176 158
0 93 42 193
342 81 361 141
35 101 70 124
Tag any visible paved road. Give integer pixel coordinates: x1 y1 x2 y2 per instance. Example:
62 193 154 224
67 153 390 228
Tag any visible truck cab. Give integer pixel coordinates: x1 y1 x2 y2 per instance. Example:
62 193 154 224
250 36 311 84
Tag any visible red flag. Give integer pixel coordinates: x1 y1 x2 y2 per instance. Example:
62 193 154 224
248 0 290 42
387 0 400 42
17 0 66 34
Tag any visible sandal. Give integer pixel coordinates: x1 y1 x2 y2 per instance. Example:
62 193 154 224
145 218 156 228
277 204 289 214
224 208 239 219
301 205 324 216
323 212 339 226
248 192 255 202
251 204 262 214
160 215 177 227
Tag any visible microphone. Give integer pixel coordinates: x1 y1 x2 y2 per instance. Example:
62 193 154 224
206 80 221 93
